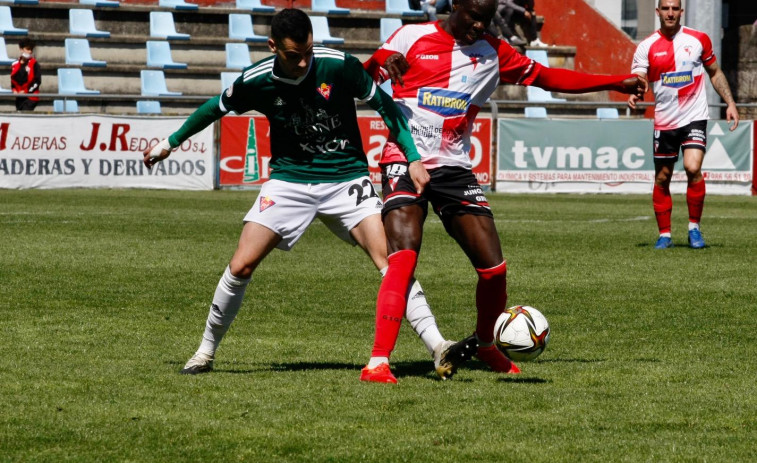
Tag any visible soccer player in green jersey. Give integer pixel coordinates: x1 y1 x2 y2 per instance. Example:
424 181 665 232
143 9 477 381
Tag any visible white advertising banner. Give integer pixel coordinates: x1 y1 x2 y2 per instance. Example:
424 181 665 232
496 119 753 195
0 115 214 190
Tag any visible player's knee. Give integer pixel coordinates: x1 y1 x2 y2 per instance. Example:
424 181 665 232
228 260 254 280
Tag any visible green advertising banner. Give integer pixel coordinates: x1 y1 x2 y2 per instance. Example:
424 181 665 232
496 119 753 194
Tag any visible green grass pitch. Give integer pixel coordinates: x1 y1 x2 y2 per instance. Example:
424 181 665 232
1 189 756 462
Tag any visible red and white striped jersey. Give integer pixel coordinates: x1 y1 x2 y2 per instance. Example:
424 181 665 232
631 26 715 131
376 21 538 169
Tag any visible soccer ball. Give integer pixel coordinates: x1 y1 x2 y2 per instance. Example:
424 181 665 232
494 305 550 361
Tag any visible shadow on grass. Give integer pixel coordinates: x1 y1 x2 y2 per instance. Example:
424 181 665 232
497 376 551 384
636 241 717 249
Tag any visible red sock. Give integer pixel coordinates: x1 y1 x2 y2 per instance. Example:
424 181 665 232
652 185 672 234
687 179 706 224
475 261 507 344
371 250 418 358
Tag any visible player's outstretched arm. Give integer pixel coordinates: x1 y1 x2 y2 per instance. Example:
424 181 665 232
533 66 647 97
705 61 739 131
142 95 227 169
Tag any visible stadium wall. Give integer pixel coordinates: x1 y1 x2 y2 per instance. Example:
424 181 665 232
539 0 639 106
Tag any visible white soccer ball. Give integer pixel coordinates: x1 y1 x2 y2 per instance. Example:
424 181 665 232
494 305 550 362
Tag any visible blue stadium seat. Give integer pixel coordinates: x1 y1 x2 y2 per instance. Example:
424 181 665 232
64 38 106 67
53 99 80 113
525 49 565 103
380 17 402 43
225 43 251 69
0 37 14 65
228 13 267 42
378 79 392 97
79 0 119 7
140 70 182 96
596 107 620 119
524 106 547 118
311 16 344 45
136 100 162 114
146 41 187 69
220 72 238 91
158 0 199 10
385 0 424 17
235 0 274 12
312 0 350 15
525 49 549 66
0 0 39 5
57 68 100 95
0 6 28 35
150 12 190 40
69 9 110 38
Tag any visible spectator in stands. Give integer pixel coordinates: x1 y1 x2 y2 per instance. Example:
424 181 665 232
412 0 450 21
11 38 41 111
496 0 546 47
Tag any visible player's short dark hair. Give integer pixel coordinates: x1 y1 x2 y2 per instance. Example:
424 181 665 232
270 9 312 44
19 38 35 50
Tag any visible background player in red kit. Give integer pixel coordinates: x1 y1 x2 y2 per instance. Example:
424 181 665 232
359 0 648 383
628 0 739 250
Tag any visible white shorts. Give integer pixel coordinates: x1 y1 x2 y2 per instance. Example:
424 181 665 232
244 177 383 251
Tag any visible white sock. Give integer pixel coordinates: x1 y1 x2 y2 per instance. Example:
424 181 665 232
660 232 672 238
196 266 251 357
689 222 700 231
405 279 445 356
367 356 389 368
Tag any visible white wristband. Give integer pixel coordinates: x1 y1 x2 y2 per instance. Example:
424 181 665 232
149 138 173 159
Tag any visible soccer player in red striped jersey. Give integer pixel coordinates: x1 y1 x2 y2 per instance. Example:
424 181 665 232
360 0 647 383
628 0 739 250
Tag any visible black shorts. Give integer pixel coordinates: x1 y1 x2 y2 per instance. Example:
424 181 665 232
653 120 707 161
380 163 493 229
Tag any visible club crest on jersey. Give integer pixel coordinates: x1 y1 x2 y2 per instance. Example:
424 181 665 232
661 70 694 89
317 83 333 100
417 87 471 117
468 53 483 70
259 195 275 212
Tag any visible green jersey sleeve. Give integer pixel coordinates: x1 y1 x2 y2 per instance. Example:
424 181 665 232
167 95 226 148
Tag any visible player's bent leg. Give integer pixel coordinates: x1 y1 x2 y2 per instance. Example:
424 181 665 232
182 223 281 375
350 214 389 271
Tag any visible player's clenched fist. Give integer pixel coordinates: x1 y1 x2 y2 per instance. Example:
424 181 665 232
143 139 172 169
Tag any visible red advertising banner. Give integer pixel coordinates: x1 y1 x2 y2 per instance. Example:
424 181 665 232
219 115 492 187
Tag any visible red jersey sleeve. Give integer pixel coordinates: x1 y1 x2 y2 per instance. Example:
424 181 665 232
488 36 539 85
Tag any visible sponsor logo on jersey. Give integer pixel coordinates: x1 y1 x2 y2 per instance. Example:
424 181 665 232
317 83 333 101
467 53 483 70
661 70 694 88
418 54 439 60
418 87 471 117
654 51 668 57
259 195 276 212
683 45 693 56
